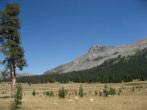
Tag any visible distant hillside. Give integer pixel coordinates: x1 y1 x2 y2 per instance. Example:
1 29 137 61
44 39 147 74
18 47 147 83
0 72 31 82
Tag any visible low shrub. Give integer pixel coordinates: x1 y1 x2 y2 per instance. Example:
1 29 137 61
95 91 98 96
58 87 67 98
109 87 116 95
50 91 54 97
79 85 84 97
118 89 122 95
45 91 54 97
32 90 36 96
101 84 117 97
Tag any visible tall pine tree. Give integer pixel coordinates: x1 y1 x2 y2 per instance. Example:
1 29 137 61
0 3 26 97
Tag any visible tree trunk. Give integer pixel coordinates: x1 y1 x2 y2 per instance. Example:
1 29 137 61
10 66 16 97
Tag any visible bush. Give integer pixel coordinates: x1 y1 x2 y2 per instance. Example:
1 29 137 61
103 84 109 97
15 84 23 105
102 84 117 97
103 89 109 97
58 87 67 98
79 85 84 97
95 91 98 96
118 89 122 95
45 91 54 97
109 87 116 95
32 90 36 96
46 91 50 96
50 91 54 97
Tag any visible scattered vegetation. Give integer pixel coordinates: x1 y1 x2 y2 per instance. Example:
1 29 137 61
58 87 67 98
95 91 98 96
32 90 36 96
45 91 54 97
0 82 147 110
100 84 117 97
78 85 84 97
118 89 122 95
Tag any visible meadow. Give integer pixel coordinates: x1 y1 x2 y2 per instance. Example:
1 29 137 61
0 81 147 110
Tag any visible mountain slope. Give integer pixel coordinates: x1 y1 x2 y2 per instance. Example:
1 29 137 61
18 47 147 83
44 38 147 74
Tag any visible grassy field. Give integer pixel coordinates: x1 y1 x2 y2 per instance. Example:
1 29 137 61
0 81 147 110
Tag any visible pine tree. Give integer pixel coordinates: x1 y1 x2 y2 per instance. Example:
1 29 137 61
15 84 23 105
79 85 84 97
0 3 26 97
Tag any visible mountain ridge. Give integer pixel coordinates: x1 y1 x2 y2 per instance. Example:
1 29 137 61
44 38 147 74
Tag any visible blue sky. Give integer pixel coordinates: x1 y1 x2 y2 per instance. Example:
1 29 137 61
0 0 147 74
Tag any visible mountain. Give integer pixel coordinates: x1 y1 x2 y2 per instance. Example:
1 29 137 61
18 46 147 83
44 38 147 74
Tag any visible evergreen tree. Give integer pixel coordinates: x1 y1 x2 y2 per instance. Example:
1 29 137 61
79 85 84 97
0 3 26 97
58 87 67 98
15 84 23 105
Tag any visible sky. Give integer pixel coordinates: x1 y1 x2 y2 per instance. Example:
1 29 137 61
0 0 147 74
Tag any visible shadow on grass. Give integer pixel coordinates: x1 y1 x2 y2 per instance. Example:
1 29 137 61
0 96 10 98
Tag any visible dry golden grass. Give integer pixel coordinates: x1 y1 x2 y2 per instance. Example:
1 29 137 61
0 81 147 110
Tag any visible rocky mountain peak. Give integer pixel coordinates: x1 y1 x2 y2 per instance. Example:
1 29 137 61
89 45 107 53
